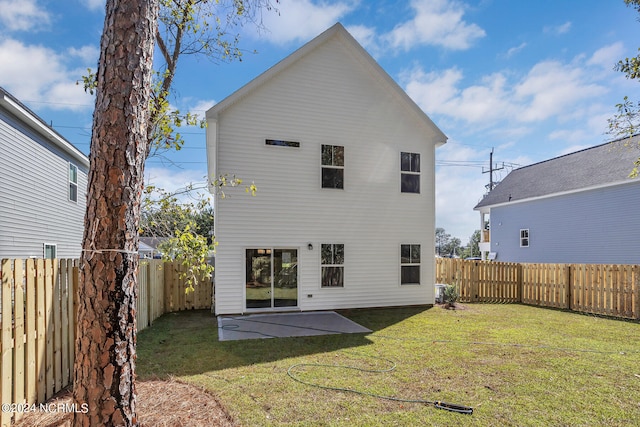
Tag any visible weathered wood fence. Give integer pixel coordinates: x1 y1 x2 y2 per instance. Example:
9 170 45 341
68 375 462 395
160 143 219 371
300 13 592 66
0 258 212 426
436 258 640 320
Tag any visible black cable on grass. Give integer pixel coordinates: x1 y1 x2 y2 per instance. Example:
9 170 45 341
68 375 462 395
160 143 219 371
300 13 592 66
286 353 473 415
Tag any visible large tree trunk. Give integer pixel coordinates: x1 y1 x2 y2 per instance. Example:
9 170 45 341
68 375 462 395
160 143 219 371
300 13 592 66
73 1 158 426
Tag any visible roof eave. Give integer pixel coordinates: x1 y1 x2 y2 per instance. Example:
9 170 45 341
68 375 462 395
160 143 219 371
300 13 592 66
0 89 89 168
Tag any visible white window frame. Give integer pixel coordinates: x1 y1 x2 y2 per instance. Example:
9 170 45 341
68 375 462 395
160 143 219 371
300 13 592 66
400 244 421 285
69 163 78 202
44 243 57 259
321 144 344 189
400 152 420 193
520 229 530 247
321 243 344 288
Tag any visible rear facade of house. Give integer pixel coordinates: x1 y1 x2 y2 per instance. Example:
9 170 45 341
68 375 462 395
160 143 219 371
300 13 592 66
475 138 640 264
207 24 446 315
0 87 88 259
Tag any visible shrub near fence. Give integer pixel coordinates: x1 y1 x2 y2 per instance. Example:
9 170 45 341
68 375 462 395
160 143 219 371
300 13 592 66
436 258 640 320
0 258 212 427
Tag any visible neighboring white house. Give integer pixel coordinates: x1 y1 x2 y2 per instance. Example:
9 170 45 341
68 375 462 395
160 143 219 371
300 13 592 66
0 87 89 259
474 137 640 264
206 23 447 315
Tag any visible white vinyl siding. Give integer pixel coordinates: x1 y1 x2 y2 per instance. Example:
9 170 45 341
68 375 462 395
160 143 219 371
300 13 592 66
209 29 441 314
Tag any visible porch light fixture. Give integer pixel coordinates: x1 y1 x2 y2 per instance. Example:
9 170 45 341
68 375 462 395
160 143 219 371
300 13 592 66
308 243 313 250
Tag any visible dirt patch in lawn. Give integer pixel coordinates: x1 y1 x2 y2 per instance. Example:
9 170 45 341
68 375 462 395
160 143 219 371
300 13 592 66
13 378 238 427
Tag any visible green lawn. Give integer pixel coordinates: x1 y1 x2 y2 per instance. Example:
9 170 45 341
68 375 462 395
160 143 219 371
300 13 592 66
137 305 640 426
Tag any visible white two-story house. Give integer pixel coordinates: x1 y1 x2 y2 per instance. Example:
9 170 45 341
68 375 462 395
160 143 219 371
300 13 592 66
206 23 447 314
0 87 88 259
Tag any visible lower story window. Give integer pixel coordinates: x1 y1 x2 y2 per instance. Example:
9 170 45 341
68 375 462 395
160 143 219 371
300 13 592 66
44 243 57 259
321 243 344 287
400 244 420 284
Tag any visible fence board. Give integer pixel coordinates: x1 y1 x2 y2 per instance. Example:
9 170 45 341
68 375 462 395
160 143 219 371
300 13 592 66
1 260 13 427
25 259 36 404
35 259 46 404
13 261 25 420
60 260 70 389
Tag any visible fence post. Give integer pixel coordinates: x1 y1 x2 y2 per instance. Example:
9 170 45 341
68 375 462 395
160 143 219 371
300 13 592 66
565 264 572 311
517 263 523 303
631 265 640 320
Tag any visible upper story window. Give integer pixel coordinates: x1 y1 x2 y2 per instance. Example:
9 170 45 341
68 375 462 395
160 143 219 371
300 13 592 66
520 229 529 247
69 163 78 202
321 243 344 287
321 144 344 189
400 244 420 285
401 152 420 193
266 139 300 148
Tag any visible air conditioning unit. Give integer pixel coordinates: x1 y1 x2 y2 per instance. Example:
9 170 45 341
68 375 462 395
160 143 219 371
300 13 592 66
434 284 448 304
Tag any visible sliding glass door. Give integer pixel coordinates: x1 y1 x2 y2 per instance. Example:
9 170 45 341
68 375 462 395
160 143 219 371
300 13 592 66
246 248 298 309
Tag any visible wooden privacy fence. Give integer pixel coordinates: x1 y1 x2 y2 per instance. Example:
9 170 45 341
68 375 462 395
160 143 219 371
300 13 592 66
436 258 640 320
0 258 212 427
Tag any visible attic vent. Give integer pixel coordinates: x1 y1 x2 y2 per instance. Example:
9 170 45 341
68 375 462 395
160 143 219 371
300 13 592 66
266 139 300 148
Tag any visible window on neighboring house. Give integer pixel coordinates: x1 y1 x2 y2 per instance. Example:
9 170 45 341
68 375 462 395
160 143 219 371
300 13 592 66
400 244 420 284
400 152 420 193
321 145 344 189
69 163 78 202
321 243 344 287
520 229 529 247
266 139 300 148
44 243 57 259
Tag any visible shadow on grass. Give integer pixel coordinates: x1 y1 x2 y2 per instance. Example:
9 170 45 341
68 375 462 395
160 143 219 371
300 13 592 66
136 306 431 378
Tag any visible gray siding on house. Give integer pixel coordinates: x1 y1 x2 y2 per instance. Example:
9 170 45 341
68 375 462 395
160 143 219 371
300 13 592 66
0 106 87 259
490 181 640 264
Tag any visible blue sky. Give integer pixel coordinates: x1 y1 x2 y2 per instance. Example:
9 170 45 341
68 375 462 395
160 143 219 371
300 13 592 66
1 0 638 243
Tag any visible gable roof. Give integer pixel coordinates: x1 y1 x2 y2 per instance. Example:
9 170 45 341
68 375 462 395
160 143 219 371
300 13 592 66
0 86 89 168
474 136 640 210
206 22 447 144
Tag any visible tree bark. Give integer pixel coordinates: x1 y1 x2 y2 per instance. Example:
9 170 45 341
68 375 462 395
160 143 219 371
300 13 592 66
73 1 158 426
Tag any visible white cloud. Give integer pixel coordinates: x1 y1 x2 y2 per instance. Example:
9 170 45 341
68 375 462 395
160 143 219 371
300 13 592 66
80 0 104 11
514 60 607 122
257 0 355 44
385 0 485 51
0 0 51 31
345 24 379 54
543 21 572 35
403 67 512 124
587 42 625 70
403 53 609 129
0 38 94 110
68 45 100 63
505 42 527 58
186 98 216 121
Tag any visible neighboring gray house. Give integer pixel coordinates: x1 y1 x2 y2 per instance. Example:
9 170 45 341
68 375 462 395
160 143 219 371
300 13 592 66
0 87 89 259
206 23 447 314
474 137 640 264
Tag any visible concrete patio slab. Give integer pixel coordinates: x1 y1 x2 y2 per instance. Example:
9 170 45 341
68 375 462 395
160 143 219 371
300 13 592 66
217 311 371 341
